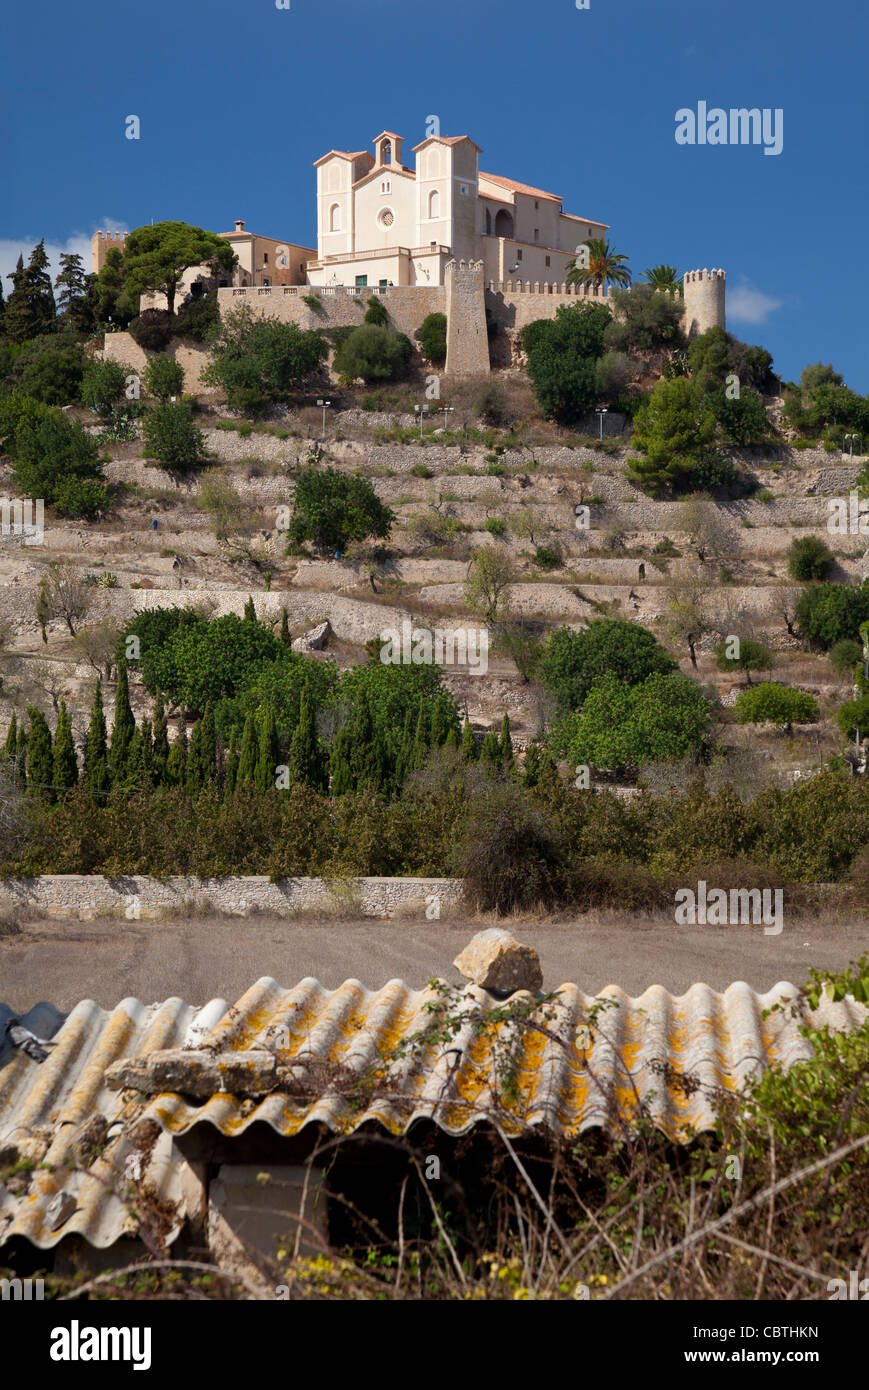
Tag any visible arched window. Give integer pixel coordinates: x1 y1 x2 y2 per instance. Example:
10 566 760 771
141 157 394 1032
383 139 392 164
329 204 341 232
428 189 440 219
494 209 514 239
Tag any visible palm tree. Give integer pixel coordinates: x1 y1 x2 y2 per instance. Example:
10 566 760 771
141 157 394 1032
567 238 631 291
641 264 683 295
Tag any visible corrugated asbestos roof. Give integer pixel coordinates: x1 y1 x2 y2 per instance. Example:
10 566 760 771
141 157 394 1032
1 976 866 1250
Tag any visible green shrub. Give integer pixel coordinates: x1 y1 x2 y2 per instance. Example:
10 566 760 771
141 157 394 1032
364 297 389 327
415 312 447 366
302 294 321 309
333 324 413 383
80 358 132 417
129 309 173 353
795 583 869 649
540 619 677 715
287 466 395 553
484 517 505 536
410 462 433 478
733 682 819 730
521 303 610 426
788 535 835 581
12 411 107 518
143 354 184 400
829 638 862 674
142 401 206 474
474 383 508 426
534 544 562 571
9 335 87 406
836 692 869 738
173 291 219 342
554 671 710 775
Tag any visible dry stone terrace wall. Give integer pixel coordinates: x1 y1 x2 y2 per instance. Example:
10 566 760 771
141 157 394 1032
0 875 464 921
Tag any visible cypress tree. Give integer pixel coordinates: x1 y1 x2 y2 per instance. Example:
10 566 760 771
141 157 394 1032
109 660 136 783
254 705 280 793
522 741 542 788
393 707 414 792
429 695 451 748
410 697 430 772
498 713 514 766
460 716 477 761
52 699 78 791
224 728 239 796
350 698 385 791
151 696 169 786
444 725 459 750
15 722 28 788
198 701 217 787
26 708 53 798
140 717 153 783
166 711 188 787
243 596 256 622
287 688 325 791
186 716 204 797
125 724 145 791
329 724 354 796
280 609 291 645
236 711 258 787
4 712 18 764
84 679 110 800
480 731 501 764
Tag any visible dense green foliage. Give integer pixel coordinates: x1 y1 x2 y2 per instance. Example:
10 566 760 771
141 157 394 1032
539 620 676 715
333 324 413 384
788 534 835 582
11 409 107 517
143 354 184 400
287 466 395 553
795 583 869 649
604 285 685 354
520 303 610 425
121 221 236 318
141 401 206 473
626 377 719 493
733 682 819 729
203 304 327 415
552 671 711 774
7 336 86 405
415 312 447 366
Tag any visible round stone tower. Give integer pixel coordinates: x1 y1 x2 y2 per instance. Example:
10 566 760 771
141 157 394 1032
682 268 726 338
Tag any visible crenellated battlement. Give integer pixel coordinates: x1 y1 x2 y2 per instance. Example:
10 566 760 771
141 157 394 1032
91 229 127 273
683 267 726 284
682 267 726 336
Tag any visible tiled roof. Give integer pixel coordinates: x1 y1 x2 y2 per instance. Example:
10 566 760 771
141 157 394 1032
2 977 865 1249
479 172 562 202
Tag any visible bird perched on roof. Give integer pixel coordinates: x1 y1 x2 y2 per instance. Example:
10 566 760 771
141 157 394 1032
5 1017 56 1064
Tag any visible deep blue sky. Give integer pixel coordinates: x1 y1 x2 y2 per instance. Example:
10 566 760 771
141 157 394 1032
5 0 868 390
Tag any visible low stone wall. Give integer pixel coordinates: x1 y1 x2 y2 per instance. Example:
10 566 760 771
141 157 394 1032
0 875 465 921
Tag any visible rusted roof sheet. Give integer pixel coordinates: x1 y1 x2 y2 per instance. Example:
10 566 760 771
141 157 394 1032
2 977 866 1249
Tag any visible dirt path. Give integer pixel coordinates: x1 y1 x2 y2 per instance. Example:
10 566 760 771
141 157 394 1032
2 912 867 1012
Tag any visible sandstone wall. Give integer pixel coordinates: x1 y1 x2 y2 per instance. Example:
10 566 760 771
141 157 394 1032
0 875 464 921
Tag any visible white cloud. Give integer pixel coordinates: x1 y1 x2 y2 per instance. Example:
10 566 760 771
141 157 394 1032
727 280 782 325
0 219 129 296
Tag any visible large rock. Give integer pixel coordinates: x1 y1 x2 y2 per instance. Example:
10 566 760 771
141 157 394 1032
291 619 332 652
453 928 543 994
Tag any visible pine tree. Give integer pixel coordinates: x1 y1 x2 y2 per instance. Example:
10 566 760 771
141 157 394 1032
52 699 78 791
280 609 291 645
243 596 256 622
444 725 459 750
460 716 478 761
54 252 92 332
224 728 239 796
287 689 325 790
236 712 257 787
109 660 136 783
25 707 54 799
84 679 110 800
151 696 169 786
498 713 514 766
166 711 188 787
254 706 280 793
5 241 56 341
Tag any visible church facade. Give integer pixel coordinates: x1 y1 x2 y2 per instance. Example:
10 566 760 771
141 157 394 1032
307 130 609 290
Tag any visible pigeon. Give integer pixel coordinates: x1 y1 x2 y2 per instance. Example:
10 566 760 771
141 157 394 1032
5 1017 56 1064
